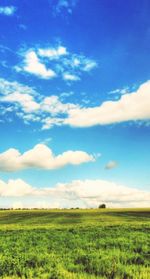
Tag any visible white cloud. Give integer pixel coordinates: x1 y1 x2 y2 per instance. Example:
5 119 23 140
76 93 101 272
23 51 57 79
65 80 150 127
16 113 41 124
83 60 97 72
0 179 34 197
38 46 67 59
1 92 40 113
60 91 74 98
41 117 64 129
61 54 97 74
0 78 40 114
63 72 80 81
0 6 16 16
0 144 95 172
54 179 150 208
41 95 78 115
0 178 149 208
0 77 78 126
1 78 150 129
109 87 129 95
16 44 97 81
105 161 118 170
0 78 37 96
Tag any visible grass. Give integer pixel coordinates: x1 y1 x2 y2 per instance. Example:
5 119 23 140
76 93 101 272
0 208 149 278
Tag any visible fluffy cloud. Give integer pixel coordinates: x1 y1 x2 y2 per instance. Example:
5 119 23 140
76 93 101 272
0 178 149 208
1 78 150 129
0 144 95 172
22 51 57 79
55 179 150 208
0 179 34 197
41 95 78 115
16 44 97 81
1 92 40 113
0 78 40 115
0 78 78 125
0 6 16 16
65 80 150 127
105 161 118 170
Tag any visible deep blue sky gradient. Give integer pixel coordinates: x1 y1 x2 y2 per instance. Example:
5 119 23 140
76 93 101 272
0 0 150 193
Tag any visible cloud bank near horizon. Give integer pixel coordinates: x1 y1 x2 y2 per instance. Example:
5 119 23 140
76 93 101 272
0 178 149 209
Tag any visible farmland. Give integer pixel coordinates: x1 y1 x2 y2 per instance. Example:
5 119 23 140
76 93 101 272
0 208 149 279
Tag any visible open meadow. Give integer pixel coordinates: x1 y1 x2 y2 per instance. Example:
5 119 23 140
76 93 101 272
0 208 149 279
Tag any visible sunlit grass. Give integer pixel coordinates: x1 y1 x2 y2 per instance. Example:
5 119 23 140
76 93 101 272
0 208 149 278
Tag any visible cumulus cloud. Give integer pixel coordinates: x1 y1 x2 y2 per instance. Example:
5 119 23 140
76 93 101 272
105 161 118 170
16 44 97 81
0 179 34 197
22 51 57 79
0 6 16 16
0 144 95 172
0 178 149 208
65 80 150 127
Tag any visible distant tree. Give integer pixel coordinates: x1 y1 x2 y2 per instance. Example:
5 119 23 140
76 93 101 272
98 204 106 209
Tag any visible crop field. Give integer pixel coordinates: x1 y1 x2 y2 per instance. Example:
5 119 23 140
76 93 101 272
0 208 149 279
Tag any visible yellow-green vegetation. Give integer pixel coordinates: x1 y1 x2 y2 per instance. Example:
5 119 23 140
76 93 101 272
0 208 149 279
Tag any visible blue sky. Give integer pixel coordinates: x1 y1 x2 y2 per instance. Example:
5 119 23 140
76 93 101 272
0 0 150 208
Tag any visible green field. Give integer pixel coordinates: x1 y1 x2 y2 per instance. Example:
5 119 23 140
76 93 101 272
0 209 149 279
